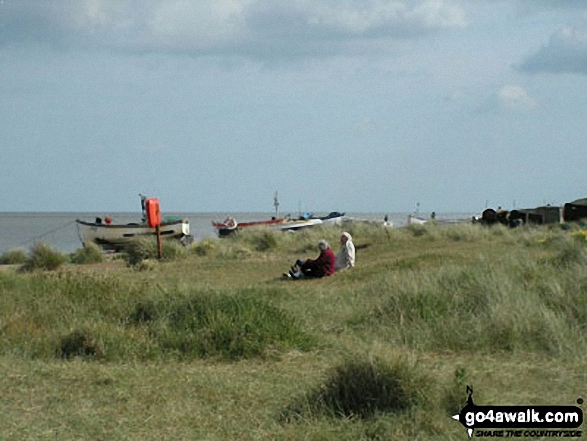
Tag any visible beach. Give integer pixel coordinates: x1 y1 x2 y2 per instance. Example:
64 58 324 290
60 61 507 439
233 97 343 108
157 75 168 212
0 211 477 255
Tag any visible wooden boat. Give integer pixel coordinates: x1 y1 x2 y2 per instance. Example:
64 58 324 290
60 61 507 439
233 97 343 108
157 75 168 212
212 217 288 237
212 215 329 237
76 217 191 251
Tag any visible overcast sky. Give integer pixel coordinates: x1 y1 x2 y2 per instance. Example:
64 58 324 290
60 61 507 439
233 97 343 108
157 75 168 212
1 0 586 214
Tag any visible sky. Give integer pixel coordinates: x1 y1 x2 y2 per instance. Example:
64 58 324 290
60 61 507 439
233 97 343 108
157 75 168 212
1 0 586 214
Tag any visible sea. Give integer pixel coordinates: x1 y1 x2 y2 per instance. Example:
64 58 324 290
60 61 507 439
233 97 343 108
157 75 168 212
0 212 475 255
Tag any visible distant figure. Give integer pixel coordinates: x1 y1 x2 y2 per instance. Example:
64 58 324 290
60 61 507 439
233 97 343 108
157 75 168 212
384 214 389 223
140 194 147 223
336 232 355 271
105 216 112 225
95 217 103 224
284 240 336 279
431 212 436 220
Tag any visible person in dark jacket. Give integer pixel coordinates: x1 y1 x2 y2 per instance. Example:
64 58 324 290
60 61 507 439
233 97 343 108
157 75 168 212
285 240 336 279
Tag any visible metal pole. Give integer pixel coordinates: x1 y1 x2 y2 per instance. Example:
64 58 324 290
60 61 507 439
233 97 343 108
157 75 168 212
156 225 162 259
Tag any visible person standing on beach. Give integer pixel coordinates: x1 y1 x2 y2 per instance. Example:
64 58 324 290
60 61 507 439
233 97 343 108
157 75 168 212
336 232 355 271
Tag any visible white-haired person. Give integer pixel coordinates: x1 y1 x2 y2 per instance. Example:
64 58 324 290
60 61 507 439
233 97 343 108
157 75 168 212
284 239 336 279
336 232 355 271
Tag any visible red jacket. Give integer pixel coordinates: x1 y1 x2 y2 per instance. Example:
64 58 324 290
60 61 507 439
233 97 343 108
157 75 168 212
304 248 336 277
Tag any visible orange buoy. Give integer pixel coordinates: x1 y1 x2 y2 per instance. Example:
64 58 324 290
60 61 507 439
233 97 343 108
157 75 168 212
145 198 161 227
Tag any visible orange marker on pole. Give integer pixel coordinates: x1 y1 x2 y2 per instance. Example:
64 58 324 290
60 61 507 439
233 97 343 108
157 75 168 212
145 198 162 259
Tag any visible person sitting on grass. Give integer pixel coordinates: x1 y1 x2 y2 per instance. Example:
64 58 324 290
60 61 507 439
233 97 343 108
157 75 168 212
336 232 355 271
284 239 336 279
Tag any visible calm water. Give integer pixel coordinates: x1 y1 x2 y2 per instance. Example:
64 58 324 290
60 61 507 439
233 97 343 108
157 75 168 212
0 212 473 254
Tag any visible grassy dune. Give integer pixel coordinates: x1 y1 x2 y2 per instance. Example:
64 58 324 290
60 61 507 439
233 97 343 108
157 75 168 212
0 223 585 440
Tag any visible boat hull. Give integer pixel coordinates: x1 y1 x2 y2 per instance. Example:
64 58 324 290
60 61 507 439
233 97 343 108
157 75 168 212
212 217 288 237
212 217 327 236
270 218 323 231
76 219 190 251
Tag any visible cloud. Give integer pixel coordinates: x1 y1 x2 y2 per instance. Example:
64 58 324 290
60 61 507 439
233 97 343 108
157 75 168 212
0 0 467 60
519 24 587 75
496 85 537 111
517 0 587 10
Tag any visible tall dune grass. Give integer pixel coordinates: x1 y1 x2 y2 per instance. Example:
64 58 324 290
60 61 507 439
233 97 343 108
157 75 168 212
21 241 67 271
0 269 315 361
354 239 587 358
0 248 28 265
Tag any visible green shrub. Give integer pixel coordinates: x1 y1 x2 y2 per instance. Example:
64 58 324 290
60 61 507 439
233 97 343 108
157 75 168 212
22 242 67 271
70 243 103 264
0 248 28 265
58 329 104 359
283 355 431 420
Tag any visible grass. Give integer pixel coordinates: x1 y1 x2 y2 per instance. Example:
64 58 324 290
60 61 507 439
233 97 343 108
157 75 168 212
0 248 28 265
20 241 67 271
0 223 586 439
128 290 316 360
282 353 432 420
69 243 104 265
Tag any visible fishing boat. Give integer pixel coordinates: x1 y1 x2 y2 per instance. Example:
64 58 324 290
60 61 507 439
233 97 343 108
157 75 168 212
212 217 288 237
212 192 348 236
212 212 346 236
76 195 191 251
271 218 323 231
316 211 346 225
76 217 191 251
213 215 331 236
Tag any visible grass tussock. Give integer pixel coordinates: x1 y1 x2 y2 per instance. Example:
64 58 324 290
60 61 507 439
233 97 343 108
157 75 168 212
190 238 217 256
283 354 431 420
58 329 104 360
124 238 187 266
0 248 28 265
70 243 104 265
21 241 67 271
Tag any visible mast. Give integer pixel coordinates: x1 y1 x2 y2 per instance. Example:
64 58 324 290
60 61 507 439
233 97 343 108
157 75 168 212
274 191 280 218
